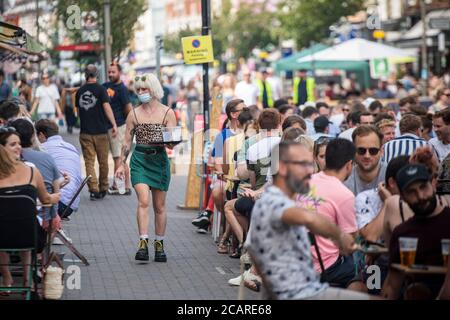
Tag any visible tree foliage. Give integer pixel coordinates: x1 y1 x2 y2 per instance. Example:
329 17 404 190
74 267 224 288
278 0 365 49
56 0 147 58
163 0 278 60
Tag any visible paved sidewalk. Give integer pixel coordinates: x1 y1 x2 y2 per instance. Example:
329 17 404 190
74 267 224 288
56 130 258 300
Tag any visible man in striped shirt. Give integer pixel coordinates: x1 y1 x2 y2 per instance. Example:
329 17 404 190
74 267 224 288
382 114 428 164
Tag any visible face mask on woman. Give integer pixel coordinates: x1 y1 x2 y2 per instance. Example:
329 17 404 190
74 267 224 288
138 92 151 104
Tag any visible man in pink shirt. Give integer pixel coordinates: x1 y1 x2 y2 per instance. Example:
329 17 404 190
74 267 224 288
299 138 358 288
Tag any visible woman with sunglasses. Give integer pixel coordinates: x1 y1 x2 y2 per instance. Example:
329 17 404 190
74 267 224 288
115 73 177 263
0 126 60 294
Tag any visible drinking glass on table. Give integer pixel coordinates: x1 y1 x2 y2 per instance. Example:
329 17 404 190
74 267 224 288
399 237 418 267
442 239 450 267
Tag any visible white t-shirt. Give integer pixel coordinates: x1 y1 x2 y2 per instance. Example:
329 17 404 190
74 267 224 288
267 76 282 100
35 84 60 115
428 137 450 162
234 81 258 106
355 188 383 230
338 127 356 141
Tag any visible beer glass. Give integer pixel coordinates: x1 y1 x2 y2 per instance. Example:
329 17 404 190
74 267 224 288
399 237 418 267
442 239 450 267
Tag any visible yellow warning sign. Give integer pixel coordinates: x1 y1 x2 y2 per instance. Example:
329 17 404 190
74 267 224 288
181 35 214 65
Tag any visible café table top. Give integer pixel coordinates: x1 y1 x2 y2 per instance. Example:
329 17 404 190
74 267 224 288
391 263 447 275
360 245 389 255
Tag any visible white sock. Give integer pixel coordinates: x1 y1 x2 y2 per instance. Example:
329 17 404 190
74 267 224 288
155 235 164 241
140 235 148 241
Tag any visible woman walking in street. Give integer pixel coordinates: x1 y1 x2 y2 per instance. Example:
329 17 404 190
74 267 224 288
115 73 177 263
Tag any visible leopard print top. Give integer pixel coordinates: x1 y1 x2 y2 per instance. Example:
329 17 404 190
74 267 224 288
132 106 170 145
134 123 164 144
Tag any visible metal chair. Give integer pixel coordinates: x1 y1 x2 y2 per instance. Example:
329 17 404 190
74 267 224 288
53 175 92 266
0 192 39 300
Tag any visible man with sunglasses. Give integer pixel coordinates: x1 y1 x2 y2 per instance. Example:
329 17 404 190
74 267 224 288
344 126 386 196
246 140 375 299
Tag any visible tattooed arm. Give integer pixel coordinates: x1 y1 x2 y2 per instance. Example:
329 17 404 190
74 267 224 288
115 110 136 179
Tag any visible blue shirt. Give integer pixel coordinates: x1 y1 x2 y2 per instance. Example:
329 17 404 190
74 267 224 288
102 81 130 128
211 128 235 158
42 136 82 210
309 133 334 142
0 81 11 102
305 118 316 135
382 133 429 164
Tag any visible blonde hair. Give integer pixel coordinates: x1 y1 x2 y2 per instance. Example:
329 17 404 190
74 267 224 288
134 73 164 100
294 135 314 153
0 145 16 178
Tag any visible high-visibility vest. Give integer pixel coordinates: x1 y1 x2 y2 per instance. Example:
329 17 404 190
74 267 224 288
256 79 274 108
293 77 315 105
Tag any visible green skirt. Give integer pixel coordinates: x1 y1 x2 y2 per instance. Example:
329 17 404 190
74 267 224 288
130 145 171 191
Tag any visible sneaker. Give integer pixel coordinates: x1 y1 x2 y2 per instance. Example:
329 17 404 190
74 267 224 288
196 226 208 234
135 239 149 261
59 229 72 244
192 210 212 228
228 270 248 286
154 240 167 262
107 187 120 195
97 191 107 199
90 192 99 201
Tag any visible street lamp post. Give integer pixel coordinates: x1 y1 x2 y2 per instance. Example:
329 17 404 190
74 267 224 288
155 35 162 82
104 0 112 79
36 0 40 75
420 0 428 96
199 0 210 214
201 0 210 137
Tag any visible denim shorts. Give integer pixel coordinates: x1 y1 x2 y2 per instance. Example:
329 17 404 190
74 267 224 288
322 255 357 288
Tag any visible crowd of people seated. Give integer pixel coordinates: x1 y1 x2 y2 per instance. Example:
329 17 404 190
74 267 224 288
192 94 450 300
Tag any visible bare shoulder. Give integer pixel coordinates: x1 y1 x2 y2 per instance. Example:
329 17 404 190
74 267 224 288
385 195 400 209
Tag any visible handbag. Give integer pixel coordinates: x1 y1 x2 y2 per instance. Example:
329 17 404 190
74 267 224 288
42 252 65 300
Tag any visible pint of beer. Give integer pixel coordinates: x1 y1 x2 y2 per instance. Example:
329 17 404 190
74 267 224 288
442 239 450 267
399 237 418 267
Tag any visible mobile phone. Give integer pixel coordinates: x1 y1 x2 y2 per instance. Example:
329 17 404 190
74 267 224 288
409 264 428 270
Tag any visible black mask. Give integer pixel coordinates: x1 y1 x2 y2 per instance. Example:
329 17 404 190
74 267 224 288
409 194 437 218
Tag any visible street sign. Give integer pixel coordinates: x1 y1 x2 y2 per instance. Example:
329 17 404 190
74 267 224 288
370 58 390 79
429 18 450 30
181 35 214 65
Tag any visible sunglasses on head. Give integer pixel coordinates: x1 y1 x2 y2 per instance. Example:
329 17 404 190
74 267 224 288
356 147 380 156
0 126 16 133
135 75 147 82
315 136 332 146
343 108 350 112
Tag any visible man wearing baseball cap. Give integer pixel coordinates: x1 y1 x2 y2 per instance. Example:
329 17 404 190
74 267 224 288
382 164 450 299
310 115 334 142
